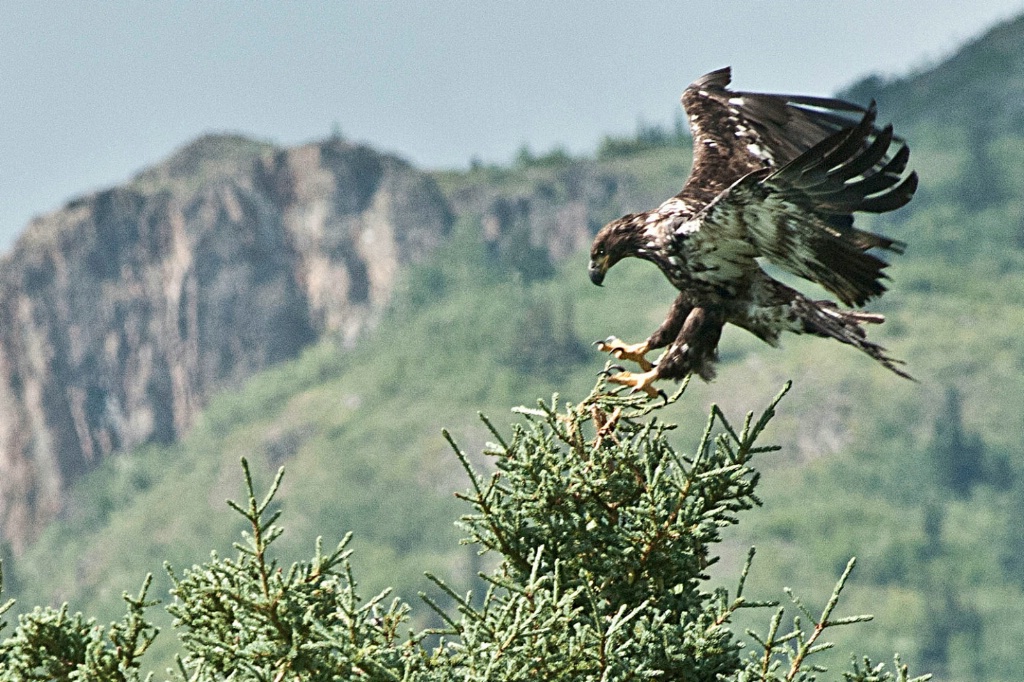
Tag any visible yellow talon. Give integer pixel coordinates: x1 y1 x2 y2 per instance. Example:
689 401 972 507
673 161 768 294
605 368 663 399
595 336 654 371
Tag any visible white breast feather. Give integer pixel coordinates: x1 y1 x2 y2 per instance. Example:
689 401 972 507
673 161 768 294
674 219 701 236
658 197 689 213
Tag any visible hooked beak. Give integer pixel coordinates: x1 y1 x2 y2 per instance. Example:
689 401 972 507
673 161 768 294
588 258 607 286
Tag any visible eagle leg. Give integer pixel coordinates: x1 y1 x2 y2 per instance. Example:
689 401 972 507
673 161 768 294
654 306 726 382
604 368 666 400
594 337 654 371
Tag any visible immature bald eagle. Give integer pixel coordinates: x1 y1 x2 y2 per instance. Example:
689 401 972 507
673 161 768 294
590 67 917 395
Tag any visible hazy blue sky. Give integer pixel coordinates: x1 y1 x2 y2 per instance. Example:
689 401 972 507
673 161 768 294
2 1 1023 249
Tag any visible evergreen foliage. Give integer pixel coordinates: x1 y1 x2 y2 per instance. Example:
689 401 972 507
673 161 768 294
597 114 690 159
0 567 156 681
928 388 987 497
0 381 929 681
165 461 421 681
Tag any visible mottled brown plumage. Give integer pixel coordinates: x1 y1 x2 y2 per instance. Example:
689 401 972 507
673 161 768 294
589 68 917 393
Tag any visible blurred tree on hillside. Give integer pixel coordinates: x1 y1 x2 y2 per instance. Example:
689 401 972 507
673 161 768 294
929 387 986 497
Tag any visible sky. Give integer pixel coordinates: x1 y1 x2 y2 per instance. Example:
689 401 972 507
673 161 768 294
2 1 1023 250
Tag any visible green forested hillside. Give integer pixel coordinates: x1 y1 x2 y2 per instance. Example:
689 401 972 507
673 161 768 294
6 16 1024 681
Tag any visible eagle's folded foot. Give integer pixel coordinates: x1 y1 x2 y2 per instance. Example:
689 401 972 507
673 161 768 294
604 368 666 401
593 336 654 371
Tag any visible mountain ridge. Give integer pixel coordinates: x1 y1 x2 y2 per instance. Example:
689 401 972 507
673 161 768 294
0 136 452 552
841 13 1024 133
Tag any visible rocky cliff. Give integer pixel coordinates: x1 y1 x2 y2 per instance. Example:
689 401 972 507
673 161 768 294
0 135 452 552
0 130 679 554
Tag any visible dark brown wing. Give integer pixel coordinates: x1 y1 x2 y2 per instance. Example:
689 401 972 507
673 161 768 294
679 66 877 208
680 105 918 307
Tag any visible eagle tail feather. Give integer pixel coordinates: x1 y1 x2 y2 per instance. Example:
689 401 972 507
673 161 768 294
808 239 891 306
794 298 913 380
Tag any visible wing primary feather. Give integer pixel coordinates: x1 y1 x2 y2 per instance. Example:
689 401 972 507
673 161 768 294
688 66 732 91
782 93 869 114
857 172 919 213
818 104 879 170
830 126 895 181
764 102 915 218
789 104 879 188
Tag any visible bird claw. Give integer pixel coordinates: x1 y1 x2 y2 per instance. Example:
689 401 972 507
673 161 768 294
604 368 663 399
598 364 626 378
594 336 654 372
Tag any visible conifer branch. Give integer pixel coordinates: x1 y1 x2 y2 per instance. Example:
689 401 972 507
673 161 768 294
0 377 930 681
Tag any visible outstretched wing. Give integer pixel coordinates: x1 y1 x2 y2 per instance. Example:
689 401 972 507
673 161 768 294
679 66 876 208
680 104 918 307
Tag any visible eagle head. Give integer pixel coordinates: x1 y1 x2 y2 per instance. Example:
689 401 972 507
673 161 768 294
588 214 646 286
